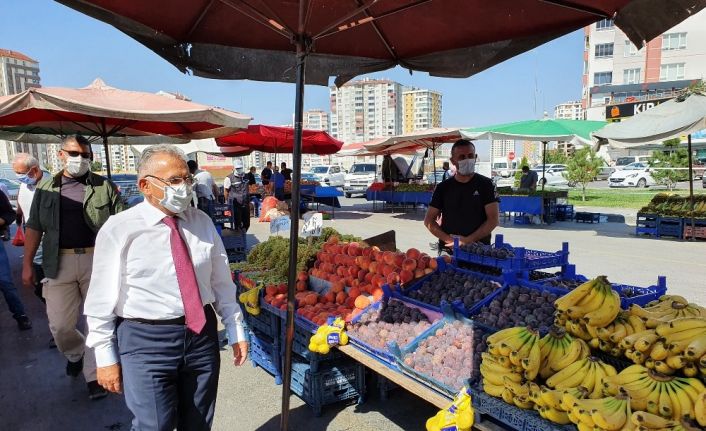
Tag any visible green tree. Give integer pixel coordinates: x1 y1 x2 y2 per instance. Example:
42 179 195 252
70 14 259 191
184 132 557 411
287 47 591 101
514 155 529 188
565 147 603 201
543 149 568 165
649 139 688 191
91 161 103 171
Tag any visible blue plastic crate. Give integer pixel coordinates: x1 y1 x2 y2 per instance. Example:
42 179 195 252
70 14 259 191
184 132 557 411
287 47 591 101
658 217 684 239
347 294 442 370
245 303 280 340
513 215 532 225
249 330 282 385
393 259 504 317
453 234 569 272
280 317 346 373
288 357 365 417
222 230 247 251
575 211 601 223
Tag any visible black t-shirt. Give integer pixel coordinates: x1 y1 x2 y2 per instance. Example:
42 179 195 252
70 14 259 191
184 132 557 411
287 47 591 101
281 168 292 181
429 174 499 245
261 168 272 185
246 172 256 185
59 175 96 248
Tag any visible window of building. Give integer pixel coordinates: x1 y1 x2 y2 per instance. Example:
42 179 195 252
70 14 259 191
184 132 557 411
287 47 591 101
623 40 640 57
660 63 685 81
594 43 614 58
596 19 614 30
662 33 687 51
593 72 613 86
623 68 641 84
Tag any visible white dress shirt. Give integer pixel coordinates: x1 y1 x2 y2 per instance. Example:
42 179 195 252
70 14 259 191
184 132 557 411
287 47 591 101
194 170 215 200
85 201 246 367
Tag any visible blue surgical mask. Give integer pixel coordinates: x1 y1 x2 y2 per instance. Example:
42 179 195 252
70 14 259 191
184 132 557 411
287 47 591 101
16 173 38 185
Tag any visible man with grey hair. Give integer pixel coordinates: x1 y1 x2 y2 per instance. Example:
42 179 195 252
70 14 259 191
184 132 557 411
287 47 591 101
85 144 248 430
23 135 123 400
13 153 46 304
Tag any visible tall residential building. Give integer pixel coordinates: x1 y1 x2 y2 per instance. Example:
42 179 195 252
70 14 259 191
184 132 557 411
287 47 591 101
491 140 515 161
581 12 706 123
329 78 404 144
303 109 330 133
402 88 442 133
0 49 42 164
554 100 585 120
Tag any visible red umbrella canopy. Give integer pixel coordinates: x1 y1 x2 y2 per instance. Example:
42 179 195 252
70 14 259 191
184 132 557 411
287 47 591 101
216 124 343 155
55 0 705 85
0 78 251 138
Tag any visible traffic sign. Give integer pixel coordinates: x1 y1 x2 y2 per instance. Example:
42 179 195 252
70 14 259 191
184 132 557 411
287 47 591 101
508 151 515 161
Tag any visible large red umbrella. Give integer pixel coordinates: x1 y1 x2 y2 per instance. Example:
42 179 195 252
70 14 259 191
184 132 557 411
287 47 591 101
55 1 706 428
0 78 251 177
217 124 342 154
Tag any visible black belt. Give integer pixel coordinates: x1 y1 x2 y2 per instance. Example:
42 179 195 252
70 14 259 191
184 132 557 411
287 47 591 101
121 304 213 326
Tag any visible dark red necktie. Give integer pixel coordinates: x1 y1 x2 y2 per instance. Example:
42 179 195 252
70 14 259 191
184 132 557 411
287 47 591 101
163 216 206 334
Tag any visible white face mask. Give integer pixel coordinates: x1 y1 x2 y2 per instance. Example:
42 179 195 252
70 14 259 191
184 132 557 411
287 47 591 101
457 158 476 176
152 181 193 214
65 155 90 177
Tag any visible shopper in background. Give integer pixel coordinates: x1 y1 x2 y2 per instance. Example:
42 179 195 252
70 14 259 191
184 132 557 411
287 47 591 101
280 162 292 181
519 165 538 192
260 161 273 186
23 135 123 400
442 161 452 181
224 160 250 232
85 144 248 430
13 153 46 304
188 159 218 212
272 166 285 201
0 185 31 331
424 139 499 251
246 166 257 185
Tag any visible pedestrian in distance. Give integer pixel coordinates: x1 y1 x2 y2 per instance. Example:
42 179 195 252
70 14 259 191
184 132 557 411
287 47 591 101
273 166 285 201
188 159 218 212
224 159 250 232
424 139 500 252
260 160 273 185
0 184 31 331
280 161 292 181
84 144 248 431
22 135 124 400
246 166 257 185
519 165 538 192
442 161 452 181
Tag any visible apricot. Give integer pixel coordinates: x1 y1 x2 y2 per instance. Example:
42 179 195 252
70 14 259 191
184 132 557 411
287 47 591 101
405 248 421 260
335 291 347 305
348 287 361 299
402 258 417 271
400 269 414 285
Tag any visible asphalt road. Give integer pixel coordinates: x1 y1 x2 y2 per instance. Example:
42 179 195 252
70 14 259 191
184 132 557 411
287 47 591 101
1 200 705 430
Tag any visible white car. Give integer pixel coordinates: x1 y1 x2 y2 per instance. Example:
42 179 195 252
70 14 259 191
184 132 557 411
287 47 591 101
344 163 379 197
532 164 569 187
608 162 655 188
310 165 346 187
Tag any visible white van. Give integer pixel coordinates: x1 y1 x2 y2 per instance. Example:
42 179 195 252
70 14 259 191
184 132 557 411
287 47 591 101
614 155 650 170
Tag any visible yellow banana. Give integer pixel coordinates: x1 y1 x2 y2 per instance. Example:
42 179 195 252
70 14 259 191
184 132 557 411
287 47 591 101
635 332 660 353
665 354 686 370
501 388 514 404
591 395 629 431
540 406 572 424
650 341 670 360
521 337 541 381
657 317 706 336
513 395 534 410
584 290 621 328
694 391 706 427
682 362 699 377
487 326 529 345
482 380 505 397
555 278 597 311
658 382 673 418
503 376 530 397
685 334 706 359
630 411 678 428
546 357 589 389
550 338 587 372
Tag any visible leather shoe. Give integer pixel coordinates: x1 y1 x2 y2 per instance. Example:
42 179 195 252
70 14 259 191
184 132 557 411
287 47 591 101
87 381 108 400
15 315 32 331
66 356 83 377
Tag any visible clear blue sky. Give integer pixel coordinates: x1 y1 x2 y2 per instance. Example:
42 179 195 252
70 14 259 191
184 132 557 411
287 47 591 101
2 0 584 137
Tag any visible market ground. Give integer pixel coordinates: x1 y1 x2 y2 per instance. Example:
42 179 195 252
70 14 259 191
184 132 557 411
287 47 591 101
1 198 704 431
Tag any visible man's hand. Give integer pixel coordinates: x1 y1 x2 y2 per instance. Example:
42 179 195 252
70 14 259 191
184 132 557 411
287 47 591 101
233 341 248 366
444 235 460 249
97 364 122 393
21 264 35 289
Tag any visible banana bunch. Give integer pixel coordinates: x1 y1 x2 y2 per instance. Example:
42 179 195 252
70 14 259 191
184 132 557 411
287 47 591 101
538 326 590 379
530 386 589 425
588 312 648 358
545 355 617 398
695 392 706 427
603 364 706 421
565 392 633 431
628 295 706 329
555 276 621 343
481 326 541 409
238 285 262 315
630 411 704 431
425 387 474 431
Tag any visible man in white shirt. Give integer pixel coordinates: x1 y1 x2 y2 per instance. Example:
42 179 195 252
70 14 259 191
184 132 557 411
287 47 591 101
187 159 218 211
13 153 46 303
223 159 250 232
85 144 248 430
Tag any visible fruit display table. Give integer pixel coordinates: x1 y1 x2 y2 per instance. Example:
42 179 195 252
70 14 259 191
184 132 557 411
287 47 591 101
498 195 562 224
301 186 343 218
365 190 433 212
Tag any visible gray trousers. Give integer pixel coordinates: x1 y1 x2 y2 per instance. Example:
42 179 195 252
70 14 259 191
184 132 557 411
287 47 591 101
117 306 220 431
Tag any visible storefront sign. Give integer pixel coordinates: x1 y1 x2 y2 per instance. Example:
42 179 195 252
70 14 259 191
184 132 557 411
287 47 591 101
606 97 670 121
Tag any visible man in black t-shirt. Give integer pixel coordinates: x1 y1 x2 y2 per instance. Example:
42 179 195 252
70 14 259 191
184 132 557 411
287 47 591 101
261 161 273 185
424 139 499 248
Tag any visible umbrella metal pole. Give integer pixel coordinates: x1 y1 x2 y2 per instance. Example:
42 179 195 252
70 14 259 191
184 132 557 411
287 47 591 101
280 37 306 431
688 134 694 240
103 135 112 179
433 144 437 185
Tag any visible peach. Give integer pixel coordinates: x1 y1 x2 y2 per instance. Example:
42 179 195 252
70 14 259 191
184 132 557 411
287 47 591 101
331 281 345 293
361 247 372 257
443 255 452 263
399 269 414 285
386 271 400 285
393 253 405 268
348 265 359 278
296 280 307 292
429 258 438 270
382 251 395 265
335 291 347 305
297 271 308 282
357 269 368 282
381 264 394 277
405 248 421 260
402 258 417 271
419 255 431 269
364 272 374 283
341 244 349 256
369 261 379 274
348 287 361 299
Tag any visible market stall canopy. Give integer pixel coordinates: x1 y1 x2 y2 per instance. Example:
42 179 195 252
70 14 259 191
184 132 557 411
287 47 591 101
592 92 706 148
217 124 343 155
364 128 463 153
462 119 607 145
130 138 252 157
0 130 189 146
54 0 706 86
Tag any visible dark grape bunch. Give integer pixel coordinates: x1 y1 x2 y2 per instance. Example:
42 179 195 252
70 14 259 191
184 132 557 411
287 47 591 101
402 321 475 390
472 285 558 333
406 268 501 310
528 270 560 281
459 242 515 259
347 300 433 350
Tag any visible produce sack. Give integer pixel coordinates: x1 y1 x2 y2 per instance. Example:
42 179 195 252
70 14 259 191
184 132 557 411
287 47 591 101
259 196 279 222
12 227 25 246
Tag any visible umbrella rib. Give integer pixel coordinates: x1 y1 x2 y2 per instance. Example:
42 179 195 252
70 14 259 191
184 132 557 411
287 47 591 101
218 0 294 39
355 0 398 60
184 0 217 39
313 0 381 39
537 0 609 18
315 0 432 40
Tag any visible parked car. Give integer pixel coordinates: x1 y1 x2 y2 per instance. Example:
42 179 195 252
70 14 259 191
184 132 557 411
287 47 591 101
531 164 569 187
613 155 650 170
425 170 447 184
110 174 143 207
595 165 615 181
608 162 655 188
300 171 319 182
310 165 345 187
693 157 706 180
343 163 378 197
0 178 20 207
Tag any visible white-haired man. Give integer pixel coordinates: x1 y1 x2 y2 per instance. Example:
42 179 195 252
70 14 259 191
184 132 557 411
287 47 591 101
85 144 248 430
